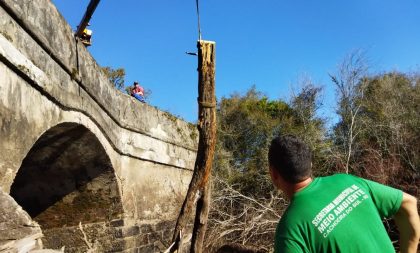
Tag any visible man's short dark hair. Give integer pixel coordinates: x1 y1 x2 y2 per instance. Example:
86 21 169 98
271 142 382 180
268 135 312 183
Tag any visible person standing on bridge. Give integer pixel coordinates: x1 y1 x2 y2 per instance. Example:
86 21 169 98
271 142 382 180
131 81 145 103
268 135 420 253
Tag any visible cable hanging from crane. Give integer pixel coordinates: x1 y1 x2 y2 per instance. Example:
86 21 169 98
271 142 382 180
196 0 202 41
186 0 202 56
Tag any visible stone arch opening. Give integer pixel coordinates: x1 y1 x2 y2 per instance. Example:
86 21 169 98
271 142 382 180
9 122 123 249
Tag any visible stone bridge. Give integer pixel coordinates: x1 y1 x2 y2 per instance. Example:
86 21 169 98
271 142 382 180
0 0 197 252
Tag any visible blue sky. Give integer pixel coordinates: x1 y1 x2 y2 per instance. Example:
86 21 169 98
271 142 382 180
51 0 420 124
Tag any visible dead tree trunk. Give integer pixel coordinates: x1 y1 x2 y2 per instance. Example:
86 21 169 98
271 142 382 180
170 40 216 253
190 182 211 252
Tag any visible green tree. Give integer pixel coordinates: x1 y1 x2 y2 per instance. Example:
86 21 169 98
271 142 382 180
290 80 332 177
101 66 125 91
354 72 420 191
207 85 327 251
216 86 293 195
332 71 420 251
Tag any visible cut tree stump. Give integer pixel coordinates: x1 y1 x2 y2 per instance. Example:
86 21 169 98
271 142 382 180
170 40 216 253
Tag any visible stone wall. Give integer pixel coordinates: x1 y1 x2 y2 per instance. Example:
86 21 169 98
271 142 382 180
0 0 198 251
42 220 177 253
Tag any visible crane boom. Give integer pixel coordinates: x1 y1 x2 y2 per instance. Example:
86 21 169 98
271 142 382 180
75 0 101 39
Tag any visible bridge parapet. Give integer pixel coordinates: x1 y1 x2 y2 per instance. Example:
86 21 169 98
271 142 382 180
0 1 198 252
0 0 198 153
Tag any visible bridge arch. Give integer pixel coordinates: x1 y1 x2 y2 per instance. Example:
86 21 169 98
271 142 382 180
9 122 123 247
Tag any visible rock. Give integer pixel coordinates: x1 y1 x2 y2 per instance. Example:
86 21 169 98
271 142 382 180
0 187 43 252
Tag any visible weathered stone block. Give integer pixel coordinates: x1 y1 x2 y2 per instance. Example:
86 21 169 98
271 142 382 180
113 229 123 239
106 239 125 252
139 224 154 234
110 219 125 227
146 232 162 247
137 244 154 253
120 226 140 238
153 240 167 251
65 245 89 253
134 234 148 246
155 220 175 231
119 248 139 253
42 227 85 250
159 229 174 246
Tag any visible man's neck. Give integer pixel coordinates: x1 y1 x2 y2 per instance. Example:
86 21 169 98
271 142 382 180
285 177 313 199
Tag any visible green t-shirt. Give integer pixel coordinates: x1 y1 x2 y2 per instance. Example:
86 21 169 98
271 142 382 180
274 174 403 253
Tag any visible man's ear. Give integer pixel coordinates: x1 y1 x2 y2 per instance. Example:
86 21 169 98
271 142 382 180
269 166 278 180
269 166 283 190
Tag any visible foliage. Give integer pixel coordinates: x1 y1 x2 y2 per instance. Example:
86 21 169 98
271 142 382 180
206 63 419 251
101 66 152 100
207 84 327 251
290 79 332 176
343 72 420 193
327 69 420 250
216 86 286 196
327 51 420 194
101 66 125 91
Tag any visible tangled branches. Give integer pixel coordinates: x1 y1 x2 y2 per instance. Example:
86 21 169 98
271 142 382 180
205 177 288 252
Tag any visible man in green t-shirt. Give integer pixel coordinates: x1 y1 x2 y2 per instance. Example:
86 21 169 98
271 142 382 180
268 135 420 253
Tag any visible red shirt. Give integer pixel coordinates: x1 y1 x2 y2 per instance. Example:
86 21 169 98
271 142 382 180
131 86 144 96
